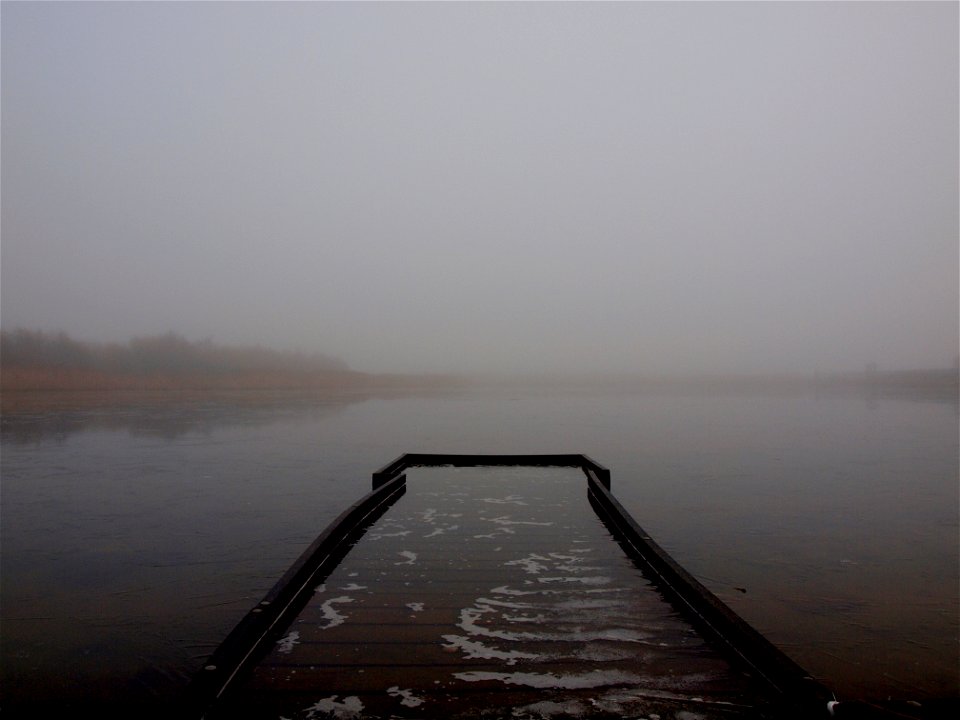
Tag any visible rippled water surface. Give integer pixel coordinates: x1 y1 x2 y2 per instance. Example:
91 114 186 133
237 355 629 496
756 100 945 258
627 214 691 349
1 383 957 717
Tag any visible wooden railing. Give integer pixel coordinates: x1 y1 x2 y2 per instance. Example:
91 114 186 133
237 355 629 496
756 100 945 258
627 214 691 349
187 472 407 719
372 452 610 489
586 473 835 717
189 453 837 719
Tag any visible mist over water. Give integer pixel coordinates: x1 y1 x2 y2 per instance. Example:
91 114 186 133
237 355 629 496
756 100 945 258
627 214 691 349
1 1 957 376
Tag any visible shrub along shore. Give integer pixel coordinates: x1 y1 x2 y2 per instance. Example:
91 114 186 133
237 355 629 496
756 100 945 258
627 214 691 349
0 329 455 393
0 365 382 392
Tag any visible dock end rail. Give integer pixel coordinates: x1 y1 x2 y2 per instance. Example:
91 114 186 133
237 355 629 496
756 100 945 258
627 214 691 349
371 452 610 490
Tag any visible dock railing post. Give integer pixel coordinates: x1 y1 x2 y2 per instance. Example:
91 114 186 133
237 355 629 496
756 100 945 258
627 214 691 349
372 453 410 489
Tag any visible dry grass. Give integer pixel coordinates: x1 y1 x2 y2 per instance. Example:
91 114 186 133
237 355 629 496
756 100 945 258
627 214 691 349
0 365 465 416
0 366 382 392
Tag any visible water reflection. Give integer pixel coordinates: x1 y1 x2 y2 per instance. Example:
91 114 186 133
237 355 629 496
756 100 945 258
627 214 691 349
1 388 420 443
3 372 956 444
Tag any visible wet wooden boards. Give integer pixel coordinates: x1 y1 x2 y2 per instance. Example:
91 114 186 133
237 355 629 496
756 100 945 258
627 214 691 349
194 460 833 719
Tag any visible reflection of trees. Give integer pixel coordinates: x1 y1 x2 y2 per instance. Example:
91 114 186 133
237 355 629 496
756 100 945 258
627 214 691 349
0 390 361 444
0 384 460 444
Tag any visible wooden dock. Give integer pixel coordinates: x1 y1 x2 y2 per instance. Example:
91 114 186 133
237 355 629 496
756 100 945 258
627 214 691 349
189 454 835 719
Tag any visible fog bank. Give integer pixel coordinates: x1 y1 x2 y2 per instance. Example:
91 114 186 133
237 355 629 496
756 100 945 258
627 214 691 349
2 2 957 375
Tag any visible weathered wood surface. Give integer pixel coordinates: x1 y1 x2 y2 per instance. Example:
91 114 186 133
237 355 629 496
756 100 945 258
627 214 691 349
209 466 803 719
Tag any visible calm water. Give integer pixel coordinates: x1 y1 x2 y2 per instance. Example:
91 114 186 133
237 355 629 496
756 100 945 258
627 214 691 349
1 383 957 717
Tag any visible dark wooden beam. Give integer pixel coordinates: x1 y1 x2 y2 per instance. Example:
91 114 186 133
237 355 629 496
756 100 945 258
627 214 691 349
185 473 406 719
372 452 610 489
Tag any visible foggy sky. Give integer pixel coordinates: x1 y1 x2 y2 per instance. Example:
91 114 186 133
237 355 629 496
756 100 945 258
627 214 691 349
2 1 957 375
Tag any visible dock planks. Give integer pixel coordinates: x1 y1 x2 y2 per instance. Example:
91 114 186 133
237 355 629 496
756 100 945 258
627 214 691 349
207 465 801 719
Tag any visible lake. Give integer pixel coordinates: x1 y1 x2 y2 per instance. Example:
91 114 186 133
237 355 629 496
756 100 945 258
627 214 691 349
1 381 957 717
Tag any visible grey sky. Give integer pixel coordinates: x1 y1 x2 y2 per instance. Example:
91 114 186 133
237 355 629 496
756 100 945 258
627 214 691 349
2 1 957 375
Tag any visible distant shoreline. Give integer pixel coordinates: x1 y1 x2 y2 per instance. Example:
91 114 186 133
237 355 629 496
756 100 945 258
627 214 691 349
2 364 956 394
1 365 360 392
464 367 960 391
0 365 466 415
2 329 955 396
0 329 460 396
0 365 464 393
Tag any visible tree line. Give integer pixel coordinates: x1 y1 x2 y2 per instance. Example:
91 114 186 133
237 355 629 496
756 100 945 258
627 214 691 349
0 329 349 376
